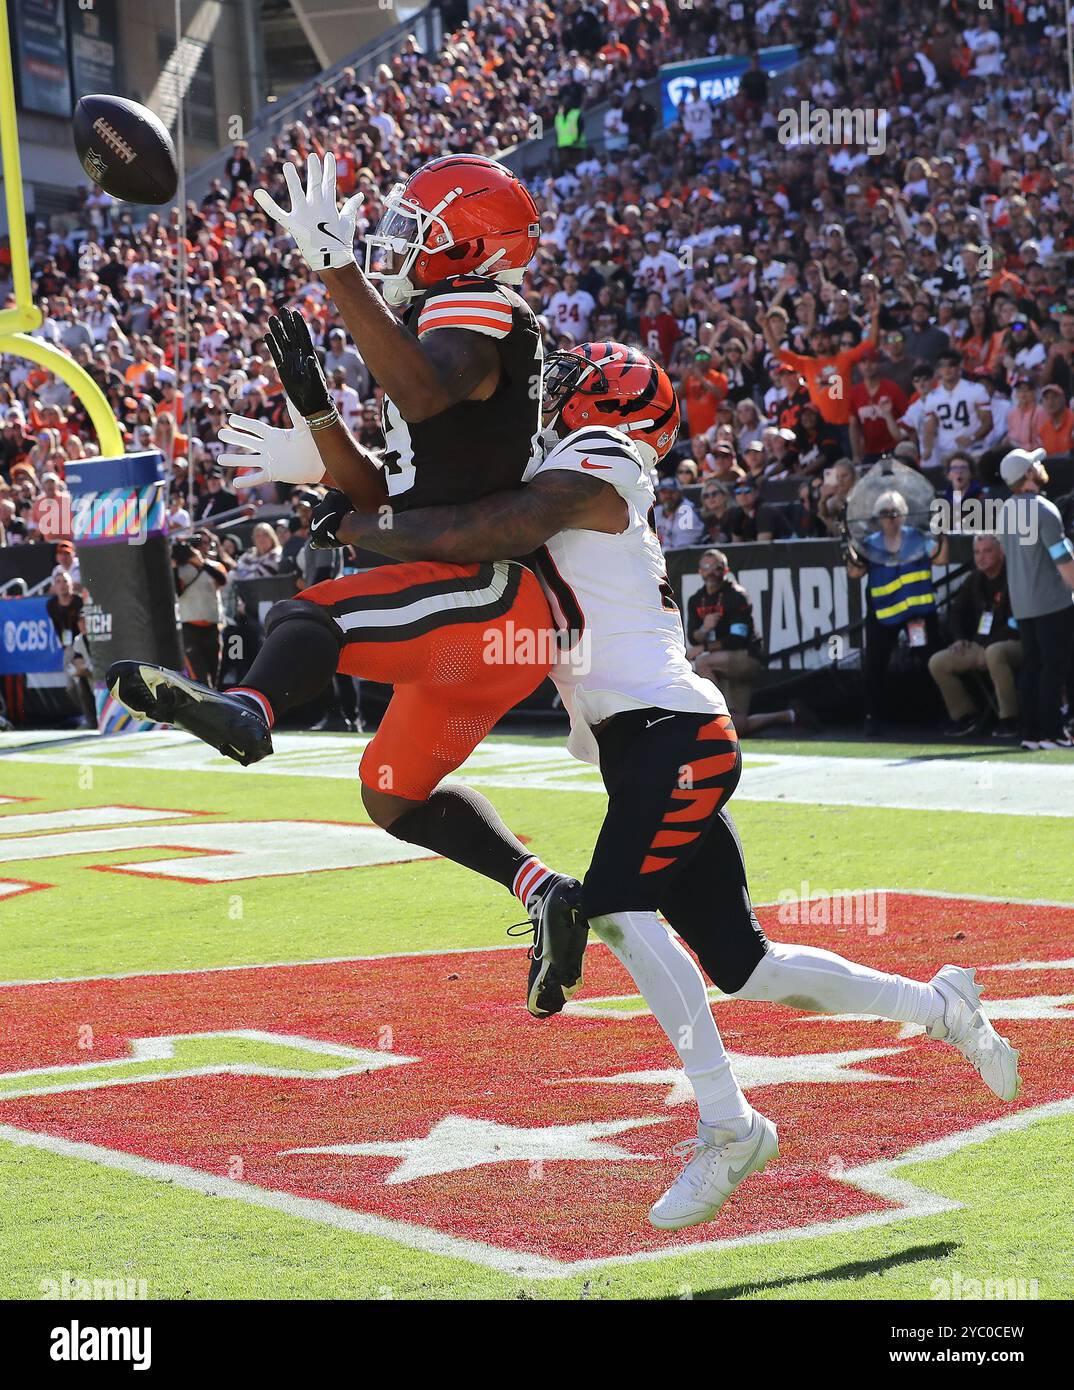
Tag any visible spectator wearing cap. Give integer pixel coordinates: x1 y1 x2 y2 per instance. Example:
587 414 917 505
195 468 238 522
705 439 745 484
686 548 808 735
1039 385 1074 457
891 363 938 469
767 364 811 432
728 474 786 542
928 534 1020 739
51 539 80 587
654 477 703 551
902 298 952 366
761 427 800 480
995 448 1074 749
763 285 880 454
921 351 993 464
998 373 1044 442
680 348 728 438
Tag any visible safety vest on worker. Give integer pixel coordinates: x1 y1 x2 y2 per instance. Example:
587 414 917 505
555 108 584 149
864 528 937 626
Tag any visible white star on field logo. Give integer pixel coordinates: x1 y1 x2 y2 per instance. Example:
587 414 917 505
282 1113 670 1184
560 1046 910 1107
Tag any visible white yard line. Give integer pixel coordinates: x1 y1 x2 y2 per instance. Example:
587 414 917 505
5 730 1072 816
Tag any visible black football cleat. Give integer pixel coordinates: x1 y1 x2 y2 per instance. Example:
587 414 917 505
520 876 588 1019
106 661 273 767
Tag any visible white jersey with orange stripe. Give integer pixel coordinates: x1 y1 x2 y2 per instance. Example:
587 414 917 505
378 274 544 513
530 425 727 764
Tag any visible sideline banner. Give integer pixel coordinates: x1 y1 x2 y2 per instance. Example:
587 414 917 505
659 45 799 125
64 451 182 678
0 597 64 675
665 536 974 672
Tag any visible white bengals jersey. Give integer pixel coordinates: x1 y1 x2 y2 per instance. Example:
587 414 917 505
528 425 727 764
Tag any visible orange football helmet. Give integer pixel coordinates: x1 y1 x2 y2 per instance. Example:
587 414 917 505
542 341 681 466
364 155 540 305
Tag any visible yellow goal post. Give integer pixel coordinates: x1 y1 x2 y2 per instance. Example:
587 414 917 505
0 0 124 457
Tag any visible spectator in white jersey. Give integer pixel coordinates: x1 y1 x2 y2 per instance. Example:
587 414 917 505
922 351 993 465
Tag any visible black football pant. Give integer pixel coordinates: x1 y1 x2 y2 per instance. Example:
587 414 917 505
1017 605 1074 741
582 707 769 994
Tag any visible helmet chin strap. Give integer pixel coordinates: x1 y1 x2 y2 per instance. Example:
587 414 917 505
381 274 421 307
473 246 505 276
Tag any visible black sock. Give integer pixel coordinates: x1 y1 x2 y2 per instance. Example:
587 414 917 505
240 607 340 716
389 784 533 892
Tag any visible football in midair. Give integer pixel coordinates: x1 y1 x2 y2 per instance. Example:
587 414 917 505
73 94 178 206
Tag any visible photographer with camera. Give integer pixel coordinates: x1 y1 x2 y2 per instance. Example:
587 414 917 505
173 530 228 686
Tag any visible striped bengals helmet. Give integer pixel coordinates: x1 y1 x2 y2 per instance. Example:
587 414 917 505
542 341 681 466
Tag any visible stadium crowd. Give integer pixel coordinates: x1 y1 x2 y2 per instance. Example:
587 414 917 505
2 0 1074 740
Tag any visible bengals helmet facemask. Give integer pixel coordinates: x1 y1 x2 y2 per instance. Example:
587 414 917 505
364 155 540 306
542 342 681 467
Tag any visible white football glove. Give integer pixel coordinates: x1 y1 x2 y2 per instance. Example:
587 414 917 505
253 152 363 273
216 402 326 488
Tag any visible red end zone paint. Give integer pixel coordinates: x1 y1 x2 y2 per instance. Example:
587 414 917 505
0 894 1071 1265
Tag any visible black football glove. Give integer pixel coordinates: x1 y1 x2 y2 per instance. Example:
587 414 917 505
264 308 332 418
309 488 355 549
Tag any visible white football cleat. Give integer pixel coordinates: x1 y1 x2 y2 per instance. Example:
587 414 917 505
927 964 1021 1102
648 1110 778 1231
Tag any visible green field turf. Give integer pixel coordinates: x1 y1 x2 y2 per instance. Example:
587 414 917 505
0 730 1071 1301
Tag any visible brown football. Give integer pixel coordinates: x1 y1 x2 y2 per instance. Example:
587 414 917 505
73 94 178 206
